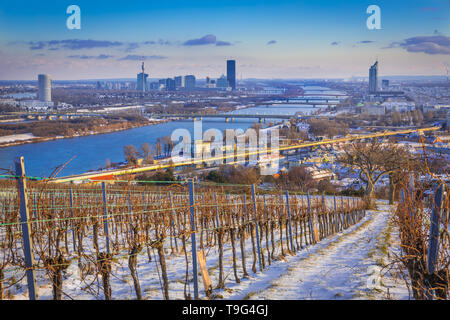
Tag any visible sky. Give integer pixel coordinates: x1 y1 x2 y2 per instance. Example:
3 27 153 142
0 0 449 80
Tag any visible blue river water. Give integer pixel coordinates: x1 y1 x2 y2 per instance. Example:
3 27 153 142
0 88 340 177
0 120 258 177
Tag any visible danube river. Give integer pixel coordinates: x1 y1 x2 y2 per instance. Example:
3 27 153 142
0 87 342 177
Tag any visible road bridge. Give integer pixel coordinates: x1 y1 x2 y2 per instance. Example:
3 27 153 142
153 113 306 123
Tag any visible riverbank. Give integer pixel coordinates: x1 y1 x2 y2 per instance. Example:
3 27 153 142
0 118 170 148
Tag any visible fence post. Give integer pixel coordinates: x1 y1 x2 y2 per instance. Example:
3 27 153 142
306 192 316 243
101 182 110 255
340 196 345 228
127 192 134 229
14 156 37 300
333 195 338 232
168 191 178 253
69 188 77 253
251 185 263 272
321 192 328 236
285 191 295 253
214 192 220 229
188 179 199 299
427 184 444 276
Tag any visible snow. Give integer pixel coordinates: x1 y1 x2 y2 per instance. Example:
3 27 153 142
216 201 410 300
4 200 410 300
0 133 36 144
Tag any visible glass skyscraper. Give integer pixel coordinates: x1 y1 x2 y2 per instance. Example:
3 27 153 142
137 72 148 91
369 61 378 93
227 60 236 90
184 75 196 89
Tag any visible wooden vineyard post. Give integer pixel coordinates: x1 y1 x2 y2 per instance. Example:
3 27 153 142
214 192 220 229
196 250 212 296
14 156 37 300
427 184 444 276
306 192 317 243
188 179 199 299
168 192 178 253
101 182 110 255
127 192 134 229
285 191 295 253
333 196 339 232
69 188 77 253
321 192 328 236
251 185 263 272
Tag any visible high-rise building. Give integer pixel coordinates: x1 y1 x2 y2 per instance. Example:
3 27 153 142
369 61 378 93
227 60 236 90
174 76 184 88
38 74 51 102
165 78 176 91
137 62 148 92
137 73 148 91
184 75 196 89
381 79 389 90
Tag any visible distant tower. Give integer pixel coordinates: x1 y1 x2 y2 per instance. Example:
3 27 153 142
141 61 145 92
368 61 378 93
38 74 51 102
137 60 148 92
227 60 236 90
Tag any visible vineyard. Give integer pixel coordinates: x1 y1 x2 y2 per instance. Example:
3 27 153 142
0 175 367 300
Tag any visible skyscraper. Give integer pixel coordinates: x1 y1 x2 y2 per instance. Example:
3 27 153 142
165 78 176 91
184 75 196 89
174 76 184 88
369 61 378 93
137 62 148 92
227 60 236 90
38 74 51 102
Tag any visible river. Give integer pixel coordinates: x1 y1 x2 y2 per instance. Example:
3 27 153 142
0 87 344 177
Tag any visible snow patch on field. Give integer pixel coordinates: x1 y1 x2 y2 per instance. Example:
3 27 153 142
0 133 36 144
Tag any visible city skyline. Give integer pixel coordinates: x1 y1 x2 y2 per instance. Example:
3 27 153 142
0 0 449 80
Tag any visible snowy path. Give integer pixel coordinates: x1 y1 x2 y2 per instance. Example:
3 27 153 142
220 203 397 300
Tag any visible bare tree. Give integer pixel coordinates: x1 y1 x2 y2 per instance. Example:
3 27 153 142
141 143 152 163
154 139 163 158
276 166 317 192
339 139 402 208
124 145 139 166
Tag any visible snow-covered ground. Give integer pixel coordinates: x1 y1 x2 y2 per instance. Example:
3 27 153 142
0 133 36 144
214 201 410 300
5 200 410 300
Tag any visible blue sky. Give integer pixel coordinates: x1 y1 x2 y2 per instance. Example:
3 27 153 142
0 0 448 80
